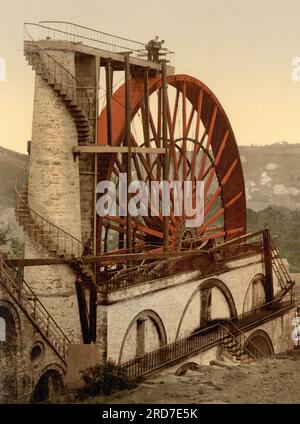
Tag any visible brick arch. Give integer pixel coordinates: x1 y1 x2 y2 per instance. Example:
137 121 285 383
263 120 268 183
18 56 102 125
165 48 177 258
245 329 274 357
118 309 167 364
242 273 267 314
176 278 237 340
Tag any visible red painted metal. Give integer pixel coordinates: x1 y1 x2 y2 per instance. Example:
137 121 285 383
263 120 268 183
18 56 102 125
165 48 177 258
97 74 246 255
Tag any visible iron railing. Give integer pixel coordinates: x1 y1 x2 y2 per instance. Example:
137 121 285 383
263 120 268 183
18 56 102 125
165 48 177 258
98 238 264 292
27 21 175 63
24 24 91 118
98 230 294 294
270 239 294 290
0 252 70 362
120 296 295 378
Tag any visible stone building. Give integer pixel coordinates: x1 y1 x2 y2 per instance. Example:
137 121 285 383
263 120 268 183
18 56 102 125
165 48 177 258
0 22 296 402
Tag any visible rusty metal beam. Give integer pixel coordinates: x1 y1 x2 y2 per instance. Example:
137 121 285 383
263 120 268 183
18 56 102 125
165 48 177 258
105 59 113 146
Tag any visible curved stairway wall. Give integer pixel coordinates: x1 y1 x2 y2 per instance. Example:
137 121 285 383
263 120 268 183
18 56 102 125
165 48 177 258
22 43 89 343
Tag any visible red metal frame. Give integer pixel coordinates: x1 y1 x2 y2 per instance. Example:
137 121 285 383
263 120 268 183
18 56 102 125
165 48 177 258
97 74 246 256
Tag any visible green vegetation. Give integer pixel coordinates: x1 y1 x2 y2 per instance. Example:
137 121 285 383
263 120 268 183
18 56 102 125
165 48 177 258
0 208 24 257
76 360 133 399
247 206 300 272
0 146 27 211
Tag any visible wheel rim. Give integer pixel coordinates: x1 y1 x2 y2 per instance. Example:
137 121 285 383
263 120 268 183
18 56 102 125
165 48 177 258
97 74 246 256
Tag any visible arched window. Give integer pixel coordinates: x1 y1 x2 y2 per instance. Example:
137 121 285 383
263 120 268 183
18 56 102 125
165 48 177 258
0 317 6 342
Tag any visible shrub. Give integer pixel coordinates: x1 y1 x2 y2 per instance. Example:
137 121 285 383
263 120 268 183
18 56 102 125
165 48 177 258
76 360 132 399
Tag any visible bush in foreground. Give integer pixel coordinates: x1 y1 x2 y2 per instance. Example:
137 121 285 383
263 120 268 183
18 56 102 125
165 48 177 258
76 360 133 399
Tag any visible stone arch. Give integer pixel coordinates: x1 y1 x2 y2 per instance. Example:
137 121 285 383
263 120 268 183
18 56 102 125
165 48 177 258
0 317 6 342
118 309 167 364
0 300 21 336
32 363 65 402
245 329 274 358
243 274 267 314
176 278 237 340
0 301 20 403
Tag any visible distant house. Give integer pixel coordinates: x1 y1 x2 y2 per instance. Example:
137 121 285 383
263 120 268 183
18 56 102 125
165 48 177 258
0 57 6 82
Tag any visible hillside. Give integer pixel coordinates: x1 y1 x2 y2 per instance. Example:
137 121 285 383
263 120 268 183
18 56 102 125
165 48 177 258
239 143 300 211
247 206 300 272
0 146 27 210
0 144 299 269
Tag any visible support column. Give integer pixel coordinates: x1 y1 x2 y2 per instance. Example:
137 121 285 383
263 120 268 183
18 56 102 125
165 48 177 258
263 228 274 302
124 53 133 255
162 61 169 250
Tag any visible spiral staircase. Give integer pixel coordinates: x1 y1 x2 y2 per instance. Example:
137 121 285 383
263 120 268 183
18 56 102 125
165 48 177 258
14 40 97 343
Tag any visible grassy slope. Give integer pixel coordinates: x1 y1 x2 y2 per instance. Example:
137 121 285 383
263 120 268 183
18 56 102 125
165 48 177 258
0 146 27 210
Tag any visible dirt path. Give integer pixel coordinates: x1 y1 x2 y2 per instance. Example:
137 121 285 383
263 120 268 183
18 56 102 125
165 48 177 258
85 351 300 404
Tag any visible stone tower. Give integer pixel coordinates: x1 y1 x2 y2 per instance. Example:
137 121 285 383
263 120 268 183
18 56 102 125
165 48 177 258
21 40 99 342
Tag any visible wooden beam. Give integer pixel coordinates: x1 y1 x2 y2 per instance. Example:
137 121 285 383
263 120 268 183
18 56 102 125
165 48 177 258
3 230 265 268
4 250 206 267
74 146 166 154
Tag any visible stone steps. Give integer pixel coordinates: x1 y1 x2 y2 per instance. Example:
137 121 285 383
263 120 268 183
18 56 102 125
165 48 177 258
24 47 91 144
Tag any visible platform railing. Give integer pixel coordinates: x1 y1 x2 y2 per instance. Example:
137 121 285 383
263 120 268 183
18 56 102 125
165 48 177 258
24 21 174 63
98 236 264 292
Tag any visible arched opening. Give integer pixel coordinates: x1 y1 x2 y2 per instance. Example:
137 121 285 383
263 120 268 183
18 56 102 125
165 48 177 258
119 310 167 364
0 305 18 402
0 317 6 342
245 330 274 358
243 274 267 314
33 369 64 402
176 278 237 339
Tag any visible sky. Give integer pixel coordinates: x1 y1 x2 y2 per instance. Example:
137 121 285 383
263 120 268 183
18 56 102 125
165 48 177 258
1 0 300 153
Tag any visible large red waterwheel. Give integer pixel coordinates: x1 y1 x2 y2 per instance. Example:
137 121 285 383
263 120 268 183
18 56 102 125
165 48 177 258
97 74 246 256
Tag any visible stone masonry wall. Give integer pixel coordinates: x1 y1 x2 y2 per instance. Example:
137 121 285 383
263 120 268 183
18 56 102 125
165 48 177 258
98 254 291 364
0 284 66 403
24 48 82 342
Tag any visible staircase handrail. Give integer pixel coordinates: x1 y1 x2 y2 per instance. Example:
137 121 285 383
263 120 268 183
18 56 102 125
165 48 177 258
24 24 91 117
15 164 93 257
0 251 70 361
227 320 266 358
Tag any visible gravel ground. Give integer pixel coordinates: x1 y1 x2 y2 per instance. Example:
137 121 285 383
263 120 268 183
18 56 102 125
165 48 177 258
82 350 300 404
